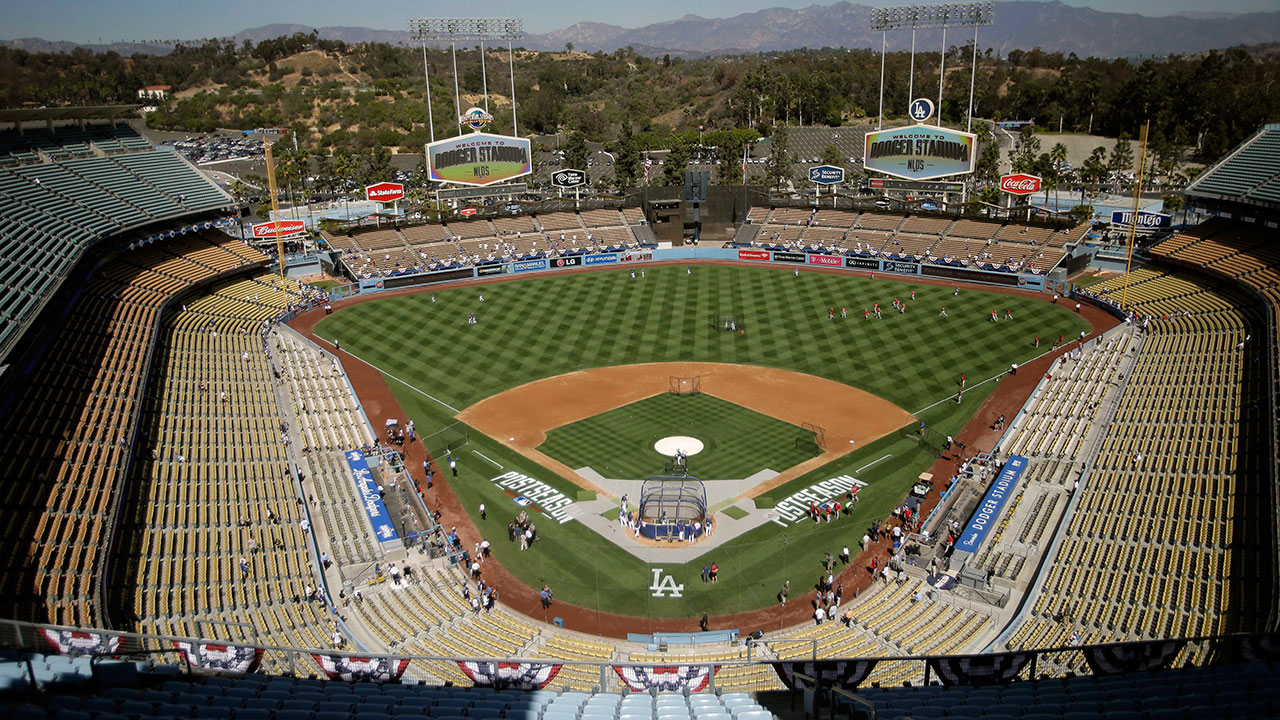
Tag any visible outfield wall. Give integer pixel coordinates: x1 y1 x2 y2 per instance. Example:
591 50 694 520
313 249 1049 311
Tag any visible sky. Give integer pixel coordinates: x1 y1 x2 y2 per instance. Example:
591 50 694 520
1 0 1276 44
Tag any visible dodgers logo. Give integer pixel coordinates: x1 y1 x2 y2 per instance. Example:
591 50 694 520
649 568 684 597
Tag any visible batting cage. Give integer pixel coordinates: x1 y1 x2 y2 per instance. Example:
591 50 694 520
668 376 701 396
716 313 743 332
638 475 707 541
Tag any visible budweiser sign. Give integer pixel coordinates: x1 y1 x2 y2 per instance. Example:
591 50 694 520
251 219 306 239
460 207 478 217
365 182 405 202
1000 174 1042 195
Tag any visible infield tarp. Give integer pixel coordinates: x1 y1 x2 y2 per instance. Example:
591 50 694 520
345 450 399 543
955 455 1028 554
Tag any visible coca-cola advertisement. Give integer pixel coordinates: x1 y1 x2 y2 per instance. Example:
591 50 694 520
999 174 1042 195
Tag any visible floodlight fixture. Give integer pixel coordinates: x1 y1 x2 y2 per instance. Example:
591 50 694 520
869 2 993 31
407 17 524 41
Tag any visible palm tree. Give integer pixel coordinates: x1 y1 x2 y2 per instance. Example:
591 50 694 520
1049 142 1067 213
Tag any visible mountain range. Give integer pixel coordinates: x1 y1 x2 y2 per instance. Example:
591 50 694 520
5 1 1280 59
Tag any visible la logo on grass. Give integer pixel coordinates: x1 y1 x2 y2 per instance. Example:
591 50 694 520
649 568 684 598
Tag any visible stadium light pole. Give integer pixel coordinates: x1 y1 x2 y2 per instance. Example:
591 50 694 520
967 25 979 133
870 3 992 123
878 31 886 130
407 18 525 136
908 28 916 103
508 39 518 136
938 26 946 118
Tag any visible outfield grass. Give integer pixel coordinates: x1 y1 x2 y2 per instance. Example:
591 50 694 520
317 264 1090 617
538 393 819 480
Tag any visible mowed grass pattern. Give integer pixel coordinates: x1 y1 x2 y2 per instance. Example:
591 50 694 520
538 393 820 480
316 265 1091 417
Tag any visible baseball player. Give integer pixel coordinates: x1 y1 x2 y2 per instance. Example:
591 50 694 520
938 306 948 317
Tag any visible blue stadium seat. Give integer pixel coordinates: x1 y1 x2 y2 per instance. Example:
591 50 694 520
195 705 236 718
274 711 313 720
231 709 272 720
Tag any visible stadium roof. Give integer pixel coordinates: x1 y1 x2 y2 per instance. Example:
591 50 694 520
0 105 142 124
1184 124 1280 211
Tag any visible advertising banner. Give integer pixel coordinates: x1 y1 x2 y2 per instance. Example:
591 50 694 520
869 178 964 192
999 174 1042 196
771 251 806 263
475 264 505 276
1110 210 1171 229
845 257 880 270
955 455 1028 554
584 253 619 265
808 165 845 184
737 249 771 261
344 450 399 543
512 259 548 274
806 254 842 267
251 219 306 239
427 132 532 187
882 260 921 275
365 182 405 203
358 278 386 292
864 125 977 181
552 169 587 188
549 256 582 268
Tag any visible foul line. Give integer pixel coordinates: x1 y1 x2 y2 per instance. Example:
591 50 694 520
857 454 893 472
346 352 461 414
472 450 503 469
912 343 1072 416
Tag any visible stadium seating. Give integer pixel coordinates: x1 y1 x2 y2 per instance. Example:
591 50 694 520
1008 270 1269 671
0 150 234 353
0 234 267 629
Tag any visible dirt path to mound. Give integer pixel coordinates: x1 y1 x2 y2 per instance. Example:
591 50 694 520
288 261 1120 638
458 362 915 497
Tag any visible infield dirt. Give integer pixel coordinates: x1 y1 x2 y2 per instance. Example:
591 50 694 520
458 361 916 497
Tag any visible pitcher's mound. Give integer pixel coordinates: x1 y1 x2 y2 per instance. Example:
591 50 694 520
654 436 704 456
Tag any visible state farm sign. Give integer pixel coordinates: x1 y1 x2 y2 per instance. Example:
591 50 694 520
251 219 306 239
1000 174 1042 195
366 182 405 202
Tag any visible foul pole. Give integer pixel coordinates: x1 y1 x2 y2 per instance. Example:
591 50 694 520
1120 120 1151 313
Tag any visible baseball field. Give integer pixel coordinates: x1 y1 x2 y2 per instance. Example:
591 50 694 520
314 264 1090 621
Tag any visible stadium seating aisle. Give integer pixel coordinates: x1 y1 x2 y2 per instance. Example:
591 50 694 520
1008 270 1269 670
272 331 379 565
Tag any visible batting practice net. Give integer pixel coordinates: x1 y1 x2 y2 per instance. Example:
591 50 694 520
668 376 701 396
797 421 826 452
638 475 707 541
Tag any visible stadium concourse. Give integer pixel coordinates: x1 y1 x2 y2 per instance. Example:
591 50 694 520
0 112 1275 717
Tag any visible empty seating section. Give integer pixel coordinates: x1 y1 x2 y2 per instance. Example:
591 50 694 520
328 209 649 278
537 212 583 231
273 331 379 565
0 151 234 349
853 213 903 231
948 219 1003 240
1189 127 1280 199
0 237 267 628
448 219 497 239
579 208 624 227
0 123 151 165
811 209 858 228
1010 270 1269 670
898 216 951 236
111 151 232 211
492 214 538 236
535 634 616 691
